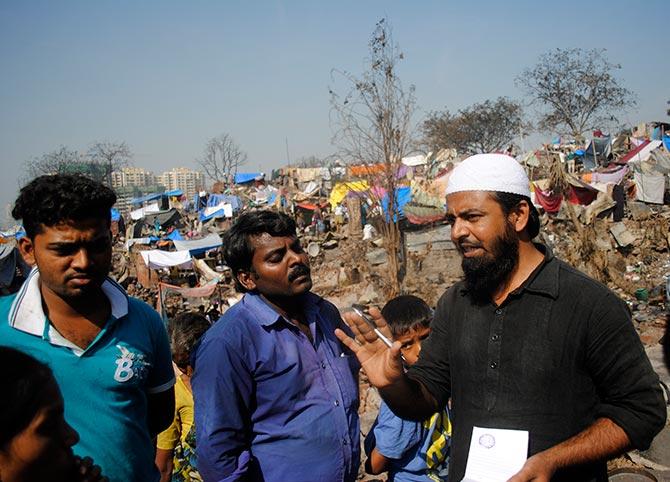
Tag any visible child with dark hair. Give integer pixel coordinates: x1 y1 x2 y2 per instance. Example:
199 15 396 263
156 312 211 482
364 295 451 482
0 346 106 482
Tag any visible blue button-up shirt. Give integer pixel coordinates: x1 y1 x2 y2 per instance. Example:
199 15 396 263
193 291 360 482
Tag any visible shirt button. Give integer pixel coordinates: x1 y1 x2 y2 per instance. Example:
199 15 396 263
321 362 326 369
490 361 498 369
495 308 503 315
491 334 500 341
334 400 340 406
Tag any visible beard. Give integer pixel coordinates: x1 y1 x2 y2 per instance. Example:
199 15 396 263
459 223 519 305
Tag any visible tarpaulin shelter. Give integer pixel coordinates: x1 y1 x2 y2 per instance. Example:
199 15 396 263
165 189 183 197
381 186 412 221
234 172 264 184
140 249 192 269
111 208 121 222
166 230 183 241
130 192 163 205
200 203 233 222
619 140 662 164
348 164 386 177
328 181 369 207
130 202 161 220
173 234 222 256
582 136 612 170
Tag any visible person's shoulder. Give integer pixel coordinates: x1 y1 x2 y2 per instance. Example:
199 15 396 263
0 292 18 314
204 298 259 342
126 296 164 326
436 282 466 309
553 257 621 300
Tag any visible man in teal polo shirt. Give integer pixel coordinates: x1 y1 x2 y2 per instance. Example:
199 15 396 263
0 174 175 482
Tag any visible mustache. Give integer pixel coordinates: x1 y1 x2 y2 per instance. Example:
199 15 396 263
288 264 311 282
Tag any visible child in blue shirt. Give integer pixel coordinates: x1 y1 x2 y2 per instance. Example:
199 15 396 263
364 295 452 482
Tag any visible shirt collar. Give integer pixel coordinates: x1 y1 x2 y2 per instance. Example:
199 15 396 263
515 244 560 299
242 291 321 327
8 267 130 337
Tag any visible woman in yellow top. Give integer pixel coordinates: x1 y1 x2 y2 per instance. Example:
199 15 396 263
156 312 211 482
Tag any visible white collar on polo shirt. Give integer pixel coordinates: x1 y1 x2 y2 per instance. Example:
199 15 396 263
8 268 129 338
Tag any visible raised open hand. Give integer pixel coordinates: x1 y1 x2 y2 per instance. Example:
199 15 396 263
335 306 405 389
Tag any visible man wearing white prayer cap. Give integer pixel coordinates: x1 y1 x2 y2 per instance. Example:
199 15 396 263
337 153 665 482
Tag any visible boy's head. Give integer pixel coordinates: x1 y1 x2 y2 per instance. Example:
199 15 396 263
381 295 433 366
169 312 211 373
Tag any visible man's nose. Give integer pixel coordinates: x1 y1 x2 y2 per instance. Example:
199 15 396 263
71 248 91 269
451 218 469 242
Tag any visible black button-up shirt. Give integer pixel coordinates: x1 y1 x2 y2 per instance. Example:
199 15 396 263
408 246 666 482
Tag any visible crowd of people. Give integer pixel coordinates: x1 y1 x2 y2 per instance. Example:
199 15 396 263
0 153 666 482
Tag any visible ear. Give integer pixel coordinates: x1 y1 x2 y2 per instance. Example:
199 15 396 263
508 200 531 235
236 270 257 292
18 236 37 267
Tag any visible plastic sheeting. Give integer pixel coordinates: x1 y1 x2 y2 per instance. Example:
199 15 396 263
328 181 369 207
234 172 263 184
633 172 665 204
173 233 222 255
140 250 192 269
130 202 161 220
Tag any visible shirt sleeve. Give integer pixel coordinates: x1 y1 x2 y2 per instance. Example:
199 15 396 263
368 402 424 460
406 288 455 409
192 331 255 481
586 291 666 450
146 309 176 394
156 412 180 450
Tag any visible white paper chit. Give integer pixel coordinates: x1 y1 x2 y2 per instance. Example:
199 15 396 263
462 426 529 482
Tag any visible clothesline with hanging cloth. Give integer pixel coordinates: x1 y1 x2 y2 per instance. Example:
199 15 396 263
533 184 563 214
140 249 192 269
156 279 219 323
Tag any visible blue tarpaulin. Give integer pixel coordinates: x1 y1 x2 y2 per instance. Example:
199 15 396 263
165 189 183 197
166 230 183 241
381 186 412 221
110 208 121 222
234 172 263 184
130 192 163 205
207 194 241 211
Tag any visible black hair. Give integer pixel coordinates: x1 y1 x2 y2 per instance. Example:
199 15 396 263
222 210 297 292
381 295 433 338
491 192 540 239
12 174 117 239
169 312 211 370
0 347 55 448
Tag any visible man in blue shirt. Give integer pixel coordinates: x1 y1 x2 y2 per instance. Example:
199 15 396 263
0 174 175 482
193 210 360 482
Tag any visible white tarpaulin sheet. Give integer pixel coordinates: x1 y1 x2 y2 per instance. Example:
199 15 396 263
633 172 666 204
140 250 192 269
125 238 153 250
202 202 233 219
401 154 427 167
130 202 161 220
173 234 222 253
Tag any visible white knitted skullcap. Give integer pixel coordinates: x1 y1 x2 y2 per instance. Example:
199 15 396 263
445 153 531 198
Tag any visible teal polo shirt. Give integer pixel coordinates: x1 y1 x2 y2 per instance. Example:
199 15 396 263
0 269 175 482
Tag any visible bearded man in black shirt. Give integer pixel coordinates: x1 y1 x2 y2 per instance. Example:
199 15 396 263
337 153 666 482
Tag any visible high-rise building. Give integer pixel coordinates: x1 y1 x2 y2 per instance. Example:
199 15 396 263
111 167 156 190
158 167 205 199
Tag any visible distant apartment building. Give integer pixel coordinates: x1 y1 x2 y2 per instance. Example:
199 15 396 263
158 167 205 199
111 167 156 190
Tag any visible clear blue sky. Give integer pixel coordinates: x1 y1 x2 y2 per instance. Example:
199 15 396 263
1 0 667 225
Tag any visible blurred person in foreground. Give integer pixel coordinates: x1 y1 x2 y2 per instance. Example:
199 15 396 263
0 346 106 482
156 312 210 482
364 295 451 482
0 174 175 482
337 154 666 482
193 210 360 482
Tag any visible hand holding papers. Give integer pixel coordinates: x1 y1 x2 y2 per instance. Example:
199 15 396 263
462 426 529 482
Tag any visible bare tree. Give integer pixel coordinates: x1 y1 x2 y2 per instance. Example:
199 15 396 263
423 97 525 155
198 133 247 185
516 48 635 140
25 146 84 180
330 18 417 297
88 141 133 187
